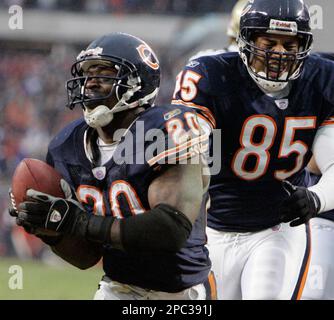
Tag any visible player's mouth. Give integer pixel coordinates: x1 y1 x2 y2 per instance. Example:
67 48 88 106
83 90 108 109
267 63 288 79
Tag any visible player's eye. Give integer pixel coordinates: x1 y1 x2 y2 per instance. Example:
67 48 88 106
99 77 115 84
285 45 297 52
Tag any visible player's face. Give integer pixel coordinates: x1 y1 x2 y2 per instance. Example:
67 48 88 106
83 65 118 110
250 34 300 79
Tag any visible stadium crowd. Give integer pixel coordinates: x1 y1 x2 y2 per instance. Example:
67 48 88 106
0 47 85 258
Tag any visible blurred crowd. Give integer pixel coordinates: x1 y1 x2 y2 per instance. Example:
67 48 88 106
0 45 84 259
1 0 237 15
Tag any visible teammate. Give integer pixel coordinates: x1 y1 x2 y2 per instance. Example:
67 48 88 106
225 0 249 52
9 33 215 300
172 0 334 299
302 53 334 300
189 0 248 61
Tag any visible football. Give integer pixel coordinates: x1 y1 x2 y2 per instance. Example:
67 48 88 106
11 158 65 207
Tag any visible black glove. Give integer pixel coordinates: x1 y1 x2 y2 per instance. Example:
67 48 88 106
9 179 73 234
16 188 114 244
279 180 321 227
17 188 88 235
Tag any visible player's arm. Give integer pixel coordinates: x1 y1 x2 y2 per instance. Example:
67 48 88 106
307 156 321 175
112 161 209 253
307 126 334 213
280 126 334 226
17 161 208 254
48 235 102 270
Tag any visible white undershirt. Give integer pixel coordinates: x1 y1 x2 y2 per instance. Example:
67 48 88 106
96 137 118 165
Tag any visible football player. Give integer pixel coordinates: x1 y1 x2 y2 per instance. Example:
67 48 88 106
9 33 215 300
302 53 334 300
188 0 248 61
172 0 334 299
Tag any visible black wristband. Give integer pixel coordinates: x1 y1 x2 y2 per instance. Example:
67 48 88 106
86 215 115 244
120 203 192 253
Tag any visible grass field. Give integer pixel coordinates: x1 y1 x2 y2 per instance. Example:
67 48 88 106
0 257 102 300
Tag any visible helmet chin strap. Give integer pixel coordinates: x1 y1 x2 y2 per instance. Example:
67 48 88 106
83 87 160 128
84 105 114 128
250 70 289 93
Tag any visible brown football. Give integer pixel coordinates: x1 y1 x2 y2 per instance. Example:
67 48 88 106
11 158 65 207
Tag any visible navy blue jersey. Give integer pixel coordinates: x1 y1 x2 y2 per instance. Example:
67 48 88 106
172 52 334 232
46 105 211 292
313 52 334 61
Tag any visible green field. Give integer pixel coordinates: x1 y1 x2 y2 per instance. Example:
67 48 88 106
0 257 102 300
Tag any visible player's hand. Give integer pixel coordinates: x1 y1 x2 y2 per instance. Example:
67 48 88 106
9 188 38 234
279 180 321 227
17 187 87 237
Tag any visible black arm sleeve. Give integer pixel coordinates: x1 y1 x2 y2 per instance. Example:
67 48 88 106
120 203 193 253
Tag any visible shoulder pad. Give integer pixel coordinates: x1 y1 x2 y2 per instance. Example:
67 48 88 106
48 118 86 151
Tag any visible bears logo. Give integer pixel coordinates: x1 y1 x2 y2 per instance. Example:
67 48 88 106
136 44 160 70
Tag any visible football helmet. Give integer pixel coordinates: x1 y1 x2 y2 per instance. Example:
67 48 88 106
227 0 249 40
238 0 313 92
66 32 160 128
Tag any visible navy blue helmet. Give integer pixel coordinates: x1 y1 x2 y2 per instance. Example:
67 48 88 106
238 0 313 92
66 33 160 113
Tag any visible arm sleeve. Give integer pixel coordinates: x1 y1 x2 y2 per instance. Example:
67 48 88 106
308 125 334 212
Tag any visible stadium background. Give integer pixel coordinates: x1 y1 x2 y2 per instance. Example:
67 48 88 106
0 0 331 299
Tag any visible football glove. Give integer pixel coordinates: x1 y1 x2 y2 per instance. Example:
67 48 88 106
9 179 73 238
279 180 321 227
15 186 115 244
17 188 88 236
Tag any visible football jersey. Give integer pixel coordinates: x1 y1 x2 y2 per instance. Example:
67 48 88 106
46 105 211 292
314 52 334 61
172 52 334 232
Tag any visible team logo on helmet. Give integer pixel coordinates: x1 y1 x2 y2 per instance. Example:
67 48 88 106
77 47 104 60
136 44 159 70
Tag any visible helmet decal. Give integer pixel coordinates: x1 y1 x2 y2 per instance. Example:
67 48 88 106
76 47 104 60
268 19 298 35
136 44 159 70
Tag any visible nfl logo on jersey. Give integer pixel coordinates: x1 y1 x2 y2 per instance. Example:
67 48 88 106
275 99 289 110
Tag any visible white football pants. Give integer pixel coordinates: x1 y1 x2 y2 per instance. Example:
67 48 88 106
302 217 334 300
94 273 216 300
206 222 311 300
